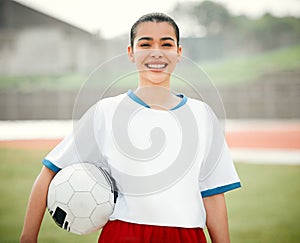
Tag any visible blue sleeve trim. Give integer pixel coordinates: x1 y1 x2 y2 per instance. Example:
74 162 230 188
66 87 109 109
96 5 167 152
201 182 241 198
42 159 61 173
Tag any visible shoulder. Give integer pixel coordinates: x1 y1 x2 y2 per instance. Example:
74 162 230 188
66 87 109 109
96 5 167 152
185 97 213 116
184 98 223 132
186 97 205 107
95 93 127 110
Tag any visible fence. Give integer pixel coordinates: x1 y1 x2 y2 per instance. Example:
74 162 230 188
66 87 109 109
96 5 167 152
0 71 299 120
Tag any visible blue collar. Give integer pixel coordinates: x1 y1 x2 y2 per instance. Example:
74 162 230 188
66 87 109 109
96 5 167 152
127 89 188 111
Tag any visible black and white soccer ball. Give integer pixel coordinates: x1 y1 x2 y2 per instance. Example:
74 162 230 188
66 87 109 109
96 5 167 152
47 163 117 235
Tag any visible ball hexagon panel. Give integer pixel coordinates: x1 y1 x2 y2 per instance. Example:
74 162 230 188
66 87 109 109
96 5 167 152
69 192 96 217
90 203 113 227
55 182 74 204
71 218 94 235
91 183 110 204
69 170 96 191
52 166 75 186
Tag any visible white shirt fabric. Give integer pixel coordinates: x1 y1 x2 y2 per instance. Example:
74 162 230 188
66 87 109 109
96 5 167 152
43 91 241 229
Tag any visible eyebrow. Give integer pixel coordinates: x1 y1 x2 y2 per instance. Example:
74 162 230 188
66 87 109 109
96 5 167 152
137 37 175 42
161 37 175 42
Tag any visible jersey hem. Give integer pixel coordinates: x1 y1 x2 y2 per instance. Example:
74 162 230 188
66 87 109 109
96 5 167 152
201 182 241 198
42 158 61 173
108 217 205 229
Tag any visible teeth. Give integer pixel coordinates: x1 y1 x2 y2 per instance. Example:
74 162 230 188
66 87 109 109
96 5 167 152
147 64 166 69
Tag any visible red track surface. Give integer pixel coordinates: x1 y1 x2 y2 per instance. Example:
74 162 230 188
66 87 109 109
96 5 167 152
226 129 300 149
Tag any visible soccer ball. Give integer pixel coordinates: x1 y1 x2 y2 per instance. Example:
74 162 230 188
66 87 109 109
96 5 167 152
47 163 117 235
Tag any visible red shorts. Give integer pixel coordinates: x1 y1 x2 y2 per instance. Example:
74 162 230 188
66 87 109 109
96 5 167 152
98 220 207 243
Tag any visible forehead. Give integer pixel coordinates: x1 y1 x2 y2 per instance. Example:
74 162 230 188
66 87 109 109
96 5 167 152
134 22 177 41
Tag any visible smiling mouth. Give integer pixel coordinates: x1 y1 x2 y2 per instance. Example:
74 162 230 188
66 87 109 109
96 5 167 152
145 63 167 70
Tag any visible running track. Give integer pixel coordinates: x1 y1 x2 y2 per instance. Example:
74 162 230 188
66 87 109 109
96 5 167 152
0 120 299 164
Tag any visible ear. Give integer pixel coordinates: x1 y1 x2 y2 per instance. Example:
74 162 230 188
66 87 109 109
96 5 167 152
177 45 182 63
127 45 135 63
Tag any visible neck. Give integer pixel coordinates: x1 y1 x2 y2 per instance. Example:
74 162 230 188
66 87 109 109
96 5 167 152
134 86 179 110
136 86 171 96
138 80 171 89
138 73 171 89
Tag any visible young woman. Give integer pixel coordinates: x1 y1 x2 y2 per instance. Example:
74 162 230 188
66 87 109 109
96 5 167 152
20 13 241 243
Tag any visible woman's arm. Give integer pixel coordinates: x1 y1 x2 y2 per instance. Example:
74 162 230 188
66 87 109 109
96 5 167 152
20 166 56 243
203 193 230 243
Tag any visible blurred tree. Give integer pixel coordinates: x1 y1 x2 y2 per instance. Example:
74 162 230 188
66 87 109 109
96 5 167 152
252 14 300 51
193 0 231 36
229 13 300 53
171 1 300 56
172 0 231 36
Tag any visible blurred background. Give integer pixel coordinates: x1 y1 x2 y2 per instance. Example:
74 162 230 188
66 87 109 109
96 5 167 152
0 0 299 242
0 0 299 119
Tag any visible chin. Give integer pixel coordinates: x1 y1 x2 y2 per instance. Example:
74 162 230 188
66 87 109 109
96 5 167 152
147 73 169 85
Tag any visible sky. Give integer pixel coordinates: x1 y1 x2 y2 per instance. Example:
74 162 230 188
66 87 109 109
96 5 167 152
16 0 300 39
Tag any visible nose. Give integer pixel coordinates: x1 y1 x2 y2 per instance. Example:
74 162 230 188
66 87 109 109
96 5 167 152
150 47 163 58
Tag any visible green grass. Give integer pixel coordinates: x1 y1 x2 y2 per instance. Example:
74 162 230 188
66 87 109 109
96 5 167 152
0 73 86 91
226 163 300 243
0 44 300 91
0 147 299 242
200 44 300 86
0 148 99 242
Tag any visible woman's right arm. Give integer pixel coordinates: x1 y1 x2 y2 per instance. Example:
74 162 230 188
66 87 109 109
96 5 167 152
20 166 56 243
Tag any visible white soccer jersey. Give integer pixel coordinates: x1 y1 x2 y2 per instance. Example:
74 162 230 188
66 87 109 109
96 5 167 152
43 90 241 228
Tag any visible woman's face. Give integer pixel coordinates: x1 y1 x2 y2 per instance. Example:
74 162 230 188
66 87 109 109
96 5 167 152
128 21 182 87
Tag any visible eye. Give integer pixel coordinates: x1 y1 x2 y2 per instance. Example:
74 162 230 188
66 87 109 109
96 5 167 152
162 43 173 47
140 43 151 47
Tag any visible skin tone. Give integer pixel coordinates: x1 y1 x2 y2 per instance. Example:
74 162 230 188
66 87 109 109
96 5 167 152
128 22 182 110
20 21 231 243
204 194 230 243
20 166 56 243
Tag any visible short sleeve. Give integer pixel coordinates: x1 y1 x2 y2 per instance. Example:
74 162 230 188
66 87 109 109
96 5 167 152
43 101 106 172
199 104 241 197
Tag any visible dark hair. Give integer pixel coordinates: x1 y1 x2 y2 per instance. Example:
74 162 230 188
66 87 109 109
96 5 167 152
130 12 180 48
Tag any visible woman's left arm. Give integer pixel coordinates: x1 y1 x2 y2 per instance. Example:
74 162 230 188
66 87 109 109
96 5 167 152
203 193 230 243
